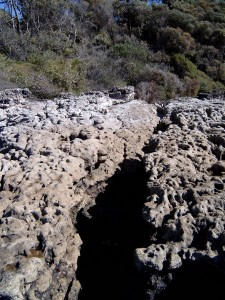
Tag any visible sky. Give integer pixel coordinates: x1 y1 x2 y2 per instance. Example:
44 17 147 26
0 2 19 17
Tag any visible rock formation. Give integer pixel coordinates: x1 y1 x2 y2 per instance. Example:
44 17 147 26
135 97 225 298
0 88 158 299
0 88 224 299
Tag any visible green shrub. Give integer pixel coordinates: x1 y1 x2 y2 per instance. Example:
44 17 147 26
148 51 170 64
171 54 216 92
123 61 145 85
0 55 86 97
0 0 224 99
8 61 35 86
157 27 195 54
0 73 18 90
139 66 184 98
204 10 225 24
135 81 166 103
194 21 214 44
84 47 126 90
204 62 225 84
183 77 200 97
193 45 223 76
167 9 198 35
0 54 8 68
212 28 225 50
26 74 61 99
217 64 225 84
4 61 58 97
110 41 151 86
213 81 225 92
43 58 86 92
30 31 76 55
112 42 149 62
93 31 112 47
0 55 18 90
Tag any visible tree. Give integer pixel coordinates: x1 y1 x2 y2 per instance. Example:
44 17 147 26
163 0 176 9
0 0 224 97
0 0 21 32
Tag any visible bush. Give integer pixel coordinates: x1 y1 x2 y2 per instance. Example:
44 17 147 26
0 55 23 90
42 58 86 92
123 61 145 85
212 28 225 50
30 30 76 56
135 81 166 103
109 41 150 86
194 21 213 44
86 58 126 90
193 45 223 72
26 74 61 99
135 66 186 103
148 50 170 65
0 0 224 99
4 61 59 98
83 46 125 90
167 9 198 35
93 30 112 47
0 54 86 97
112 41 149 62
204 62 225 84
0 30 31 60
217 64 225 84
171 54 216 92
0 54 8 68
139 66 184 98
7 61 35 86
157 27 195 54
183 77 200 97
0 71 18 90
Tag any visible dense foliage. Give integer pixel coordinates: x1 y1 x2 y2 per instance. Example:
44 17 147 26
0 0 224 100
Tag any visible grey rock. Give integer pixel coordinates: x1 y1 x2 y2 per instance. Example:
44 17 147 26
135 97 225 298
0 88 158 300
0 90 224 300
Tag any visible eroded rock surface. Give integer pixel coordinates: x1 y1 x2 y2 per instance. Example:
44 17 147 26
0 88 158 300
135 97 225 299
0 89 224 300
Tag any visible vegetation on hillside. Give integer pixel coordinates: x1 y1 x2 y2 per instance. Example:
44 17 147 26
0 0 224 100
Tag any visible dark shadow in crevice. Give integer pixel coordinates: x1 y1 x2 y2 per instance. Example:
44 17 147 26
142 138 159 154
153 121 170 134
76 159 152 300
156 260 225 300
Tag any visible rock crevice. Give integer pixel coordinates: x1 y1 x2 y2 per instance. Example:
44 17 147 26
75 159 151 300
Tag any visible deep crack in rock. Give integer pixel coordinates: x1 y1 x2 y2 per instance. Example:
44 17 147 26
75 159 152 300
156 261 225 300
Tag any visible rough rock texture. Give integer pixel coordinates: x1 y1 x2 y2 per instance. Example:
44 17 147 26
0 88 225 300
0 88 158 300
135 97 225 298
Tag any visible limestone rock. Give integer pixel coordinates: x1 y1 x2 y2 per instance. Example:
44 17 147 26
135 97 225 298
0 88 158 299
0 89 224 300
